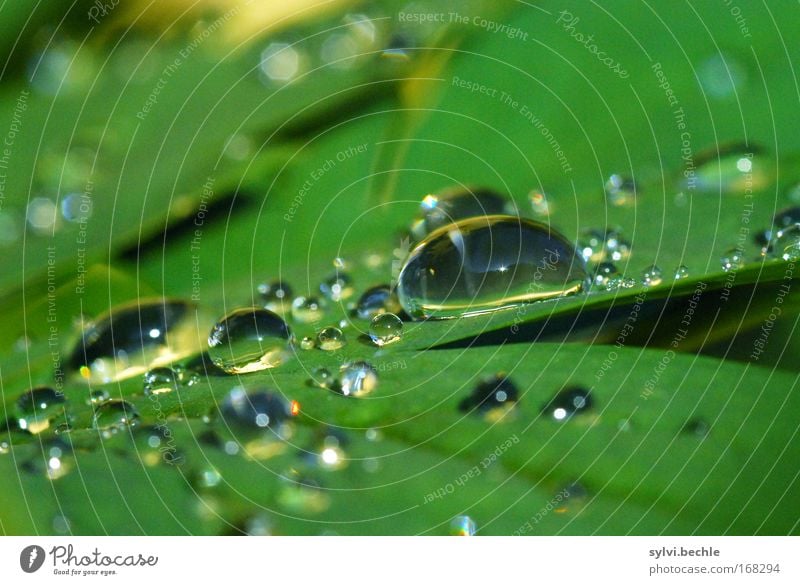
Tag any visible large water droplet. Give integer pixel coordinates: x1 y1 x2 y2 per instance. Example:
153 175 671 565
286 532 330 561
543 386 593 421
410 187 514 240
93 400 140 436
69 299 200 383
16 387 67 434
339 361 378 397
369 313 403 346
459 374 518 421
207 308 292 374
398 216 588 319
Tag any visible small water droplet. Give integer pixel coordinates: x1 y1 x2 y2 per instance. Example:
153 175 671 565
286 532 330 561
368 313 403 346
93 400 139 436
317 326 346 351
604 229 632 261
527 190 552 217
543 386 593 421
259 42 301 83
196 466 223 489
207 308 293 374
257 280 293 314
694 144 772 193
143 367 179 396
309 367 334 389
459 374 518 420
605 275 636 291
773 224 800 261
320 273 354 302
220 388 290 433
26 197 59 234
410 187 514 240
698 53 747 98
300 336 316 350
450 515 477 536
291 296 325 324
318 445 346 470
683 418 710 438
69 299 201 383
641 264 663 286
773 206 800 230
16 387 67 434
60 192 93 223
355 285 402 319
674 265 690 280
578 228 606 263
604 174 636 207
339 361 378 397
720 248 745 272
398 215 588 319
593 261 619 288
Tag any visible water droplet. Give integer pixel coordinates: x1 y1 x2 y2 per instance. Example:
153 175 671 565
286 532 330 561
309 367 334 389
26 197 59 234
527 190 552 217
604 230 632 262
459 374 518 420
207 308 293 374
410 187 514 240
93 400 139 436
355 285 402 319
339 361 378 397
300 336 315 350
674 265 690 280
368 313 403 346
593 261 619 288
604 174 636 207
720 248 745 272
683 418 710 438
291 296 325 324
243 512 274 535
543 386 593 421
698 53 747 98
317 326 346 351
196 466 223 489
60 192 93 223
143 367 179 396
320 273 354 302
259 42 301 82
257 280 293 314
220 388 290 433
69 299 201 384
16 387 66 434
694 145 772 193
641 264 663 286
450 515 477 536
318 445 347 470
772 206 800 230
398 215 588 319
773 224 800 261
52 514 71 534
